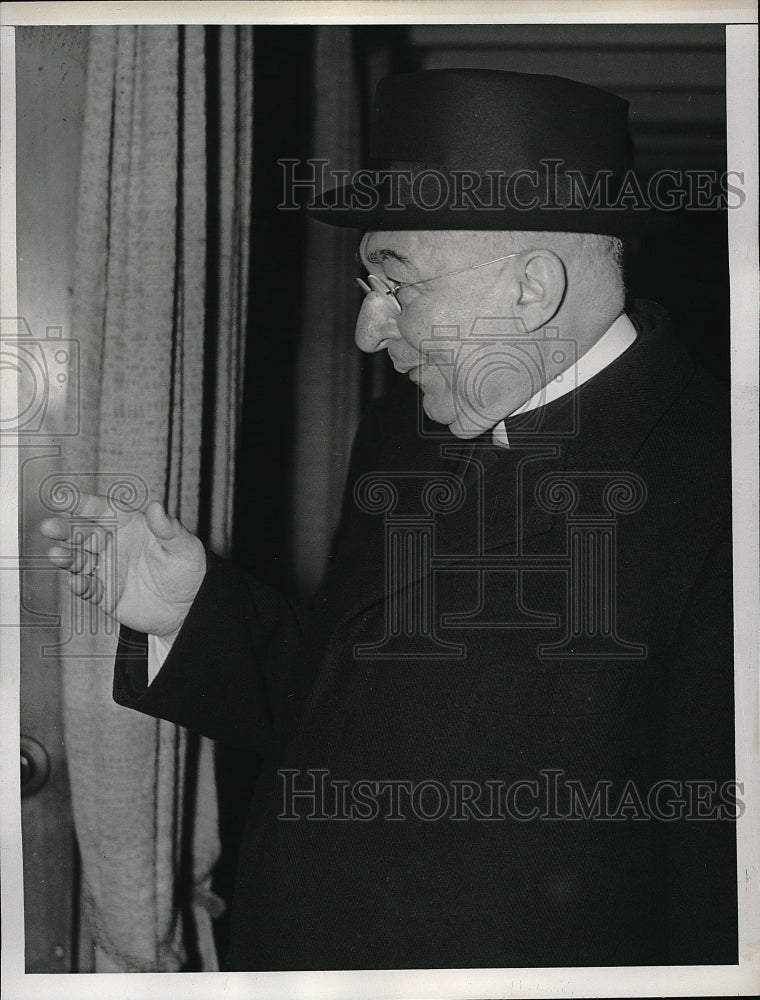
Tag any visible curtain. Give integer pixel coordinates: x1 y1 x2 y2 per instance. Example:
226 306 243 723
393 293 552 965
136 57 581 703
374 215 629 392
291 27 363 599
56 24 252 972
291 27 398 598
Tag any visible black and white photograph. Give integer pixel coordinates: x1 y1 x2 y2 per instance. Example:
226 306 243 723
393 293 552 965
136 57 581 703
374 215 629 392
1 2 758 998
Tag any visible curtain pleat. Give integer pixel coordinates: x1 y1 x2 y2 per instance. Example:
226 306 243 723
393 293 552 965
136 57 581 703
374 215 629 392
58 24 251 972
171 26 206 526
291 27 363 598
207 26 252 556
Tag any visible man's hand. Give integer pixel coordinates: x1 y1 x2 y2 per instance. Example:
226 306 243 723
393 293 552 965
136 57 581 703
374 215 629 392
40 495 207 639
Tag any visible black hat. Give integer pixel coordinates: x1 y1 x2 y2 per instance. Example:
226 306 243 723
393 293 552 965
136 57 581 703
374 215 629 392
309 69 666 235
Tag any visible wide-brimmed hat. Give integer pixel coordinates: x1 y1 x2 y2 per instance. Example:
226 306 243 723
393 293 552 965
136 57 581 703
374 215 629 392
308 69 669 235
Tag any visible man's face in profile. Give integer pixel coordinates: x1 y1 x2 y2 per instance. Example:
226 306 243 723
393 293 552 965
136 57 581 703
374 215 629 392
356 230 543 438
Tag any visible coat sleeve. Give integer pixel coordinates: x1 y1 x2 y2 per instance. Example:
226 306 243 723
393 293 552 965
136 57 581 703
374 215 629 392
113 551 304 753
657 524 738 964
111 392 392 752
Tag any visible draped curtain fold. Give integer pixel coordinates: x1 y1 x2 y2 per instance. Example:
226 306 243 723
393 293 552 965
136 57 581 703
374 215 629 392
60 24 252 972
291 27 363 598
291 27 397 598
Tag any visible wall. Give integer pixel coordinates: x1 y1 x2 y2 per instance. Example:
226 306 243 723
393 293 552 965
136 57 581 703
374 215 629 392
15 24 88 973
407 23 727 172
404 24 730 377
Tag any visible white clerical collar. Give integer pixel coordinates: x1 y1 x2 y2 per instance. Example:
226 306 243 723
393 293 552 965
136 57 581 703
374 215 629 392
491 312 637 448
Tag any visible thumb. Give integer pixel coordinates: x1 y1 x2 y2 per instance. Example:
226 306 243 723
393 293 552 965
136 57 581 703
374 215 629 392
145 501 183 544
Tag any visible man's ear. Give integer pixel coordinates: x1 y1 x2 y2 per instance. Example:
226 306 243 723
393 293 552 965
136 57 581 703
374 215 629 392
513 250 566 331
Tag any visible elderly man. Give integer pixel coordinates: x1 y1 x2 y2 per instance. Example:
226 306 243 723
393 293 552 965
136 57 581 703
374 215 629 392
42 69 736 969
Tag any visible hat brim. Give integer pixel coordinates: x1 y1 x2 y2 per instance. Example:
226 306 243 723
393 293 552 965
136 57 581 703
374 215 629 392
308 182 677 236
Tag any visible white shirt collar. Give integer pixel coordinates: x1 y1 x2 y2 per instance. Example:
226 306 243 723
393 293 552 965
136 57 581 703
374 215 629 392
491 312 637 448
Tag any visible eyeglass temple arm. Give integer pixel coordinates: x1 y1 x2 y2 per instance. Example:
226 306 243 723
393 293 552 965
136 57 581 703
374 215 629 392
389 252 521 293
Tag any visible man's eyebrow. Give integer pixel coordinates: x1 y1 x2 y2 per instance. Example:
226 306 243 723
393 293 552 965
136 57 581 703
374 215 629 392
366 248 411 265
361 247 413 268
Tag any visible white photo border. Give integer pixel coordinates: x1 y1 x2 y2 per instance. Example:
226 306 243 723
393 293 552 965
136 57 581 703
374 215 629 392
1 2 757 998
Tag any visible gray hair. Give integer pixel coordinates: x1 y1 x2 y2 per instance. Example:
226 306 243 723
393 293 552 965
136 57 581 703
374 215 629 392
359 229 626 316
486 230 626 317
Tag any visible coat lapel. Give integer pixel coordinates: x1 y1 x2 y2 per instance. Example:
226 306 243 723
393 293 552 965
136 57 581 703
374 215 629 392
326 301 696 633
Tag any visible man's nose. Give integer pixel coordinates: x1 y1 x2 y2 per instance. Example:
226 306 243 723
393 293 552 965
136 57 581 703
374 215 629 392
354 277 403 353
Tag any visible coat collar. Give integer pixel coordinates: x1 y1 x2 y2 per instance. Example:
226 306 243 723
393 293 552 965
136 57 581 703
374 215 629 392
553 299 694 468
330 301 695 625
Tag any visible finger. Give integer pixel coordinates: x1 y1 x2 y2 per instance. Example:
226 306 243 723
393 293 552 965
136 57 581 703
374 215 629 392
47 544 74 569
50 544 82 573
145 500 179 542
66 529 100 573
356 277 371 294
40 517 71 541
145 501 195 554
70 570 105 604
68 545 99 576
72 492 112 520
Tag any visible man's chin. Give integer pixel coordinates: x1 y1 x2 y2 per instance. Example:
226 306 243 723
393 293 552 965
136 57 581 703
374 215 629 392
421 396 495 440
446 420 495 440
420 393 448 424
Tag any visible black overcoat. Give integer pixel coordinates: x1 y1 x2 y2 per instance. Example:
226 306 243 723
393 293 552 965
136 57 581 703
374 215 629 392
115 300 737 969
